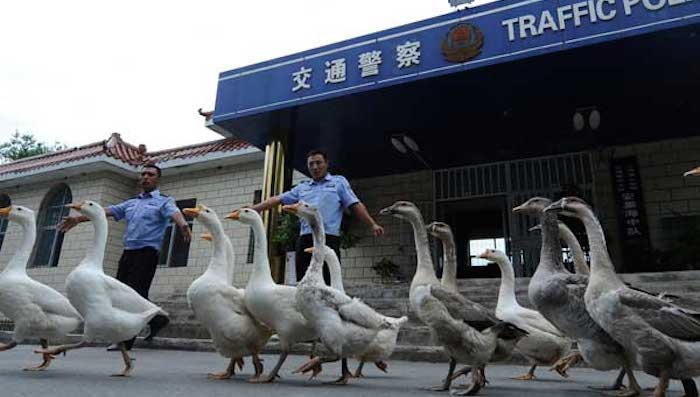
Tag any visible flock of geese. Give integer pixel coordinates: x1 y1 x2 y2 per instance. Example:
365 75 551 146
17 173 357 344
0 169 699 397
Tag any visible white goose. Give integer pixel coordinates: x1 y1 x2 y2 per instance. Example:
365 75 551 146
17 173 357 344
286 201 407 385
303 245 393 378
226 207 318 383
0 205 82 371
477 248 571 380
380 201 528 395
184 204 273 380
36 200 168 377
513 197 638 393
547 197 700 397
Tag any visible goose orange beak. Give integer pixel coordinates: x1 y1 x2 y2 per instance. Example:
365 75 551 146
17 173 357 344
200 232 213 241
0 206 11 217
282 203 300 214
182 207 201 217
65 202 83 210
304 247 315 254
225 210 240 220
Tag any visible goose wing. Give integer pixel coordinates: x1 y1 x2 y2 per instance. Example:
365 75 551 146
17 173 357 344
30 281 82 320
513 306 567 337
210 285 248 317
618 289 700 341
307 285 390 329
429 284 497 331
102 275 164 315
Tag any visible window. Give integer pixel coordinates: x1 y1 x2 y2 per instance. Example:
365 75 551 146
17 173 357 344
0 194 9 252
32 184 71 268
469 237 506 266
247 190 263 263
159 198 195 267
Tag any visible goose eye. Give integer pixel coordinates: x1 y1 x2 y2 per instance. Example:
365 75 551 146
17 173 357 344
17 208 22 211
89 203 93 206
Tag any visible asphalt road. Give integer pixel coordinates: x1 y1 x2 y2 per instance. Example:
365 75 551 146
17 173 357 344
0 345 690 397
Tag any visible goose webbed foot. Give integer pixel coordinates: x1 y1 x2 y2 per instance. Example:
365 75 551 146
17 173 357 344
293 356 325 381
110 343 133 377
450 368 486 396
550 351 581 375
24 340 53 371
512 364 537 381
24 353 55 371
208 357 237 380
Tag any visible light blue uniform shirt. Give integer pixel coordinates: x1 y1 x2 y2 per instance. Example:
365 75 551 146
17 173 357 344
280 173 360 236
108 189 179 251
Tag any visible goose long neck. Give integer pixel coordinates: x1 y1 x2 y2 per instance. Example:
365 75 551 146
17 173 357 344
539 210 564 272
308 216 326 265
249 217 274 284
440 233 458 292
205 220 229 279
325 247 345 293
83 213 107 270
495 256 518 308
407 211 439 287
559 224 589 275
299 215 326 285
5 218 36 273
578 207 622 286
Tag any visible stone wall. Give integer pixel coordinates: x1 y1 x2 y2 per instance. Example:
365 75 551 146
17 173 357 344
342 170 433 283
0 171 134 293
592 135 700 271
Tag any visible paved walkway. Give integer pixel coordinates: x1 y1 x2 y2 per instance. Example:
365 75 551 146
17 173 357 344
0 346 689 397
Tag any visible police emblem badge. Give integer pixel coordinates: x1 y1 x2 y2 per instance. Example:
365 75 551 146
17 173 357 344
441 23 484 63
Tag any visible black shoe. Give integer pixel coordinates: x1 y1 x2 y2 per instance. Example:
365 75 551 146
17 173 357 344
144 316 170 342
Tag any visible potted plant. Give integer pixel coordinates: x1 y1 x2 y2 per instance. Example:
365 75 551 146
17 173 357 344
372 257 401 283
271 211 300 284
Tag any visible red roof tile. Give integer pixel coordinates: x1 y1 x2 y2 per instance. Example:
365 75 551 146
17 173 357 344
0 133 252 177
144 139 251 163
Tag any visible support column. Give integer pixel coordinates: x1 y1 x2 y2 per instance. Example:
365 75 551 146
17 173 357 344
261 130 292 283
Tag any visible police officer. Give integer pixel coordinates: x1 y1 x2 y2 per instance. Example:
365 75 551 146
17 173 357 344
249 149 384 283
61 163 192 350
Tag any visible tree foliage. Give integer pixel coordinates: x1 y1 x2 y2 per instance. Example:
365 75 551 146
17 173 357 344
0 131 66 162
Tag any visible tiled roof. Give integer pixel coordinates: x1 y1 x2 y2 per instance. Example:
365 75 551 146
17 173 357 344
0 133 252 177
145 138 251 163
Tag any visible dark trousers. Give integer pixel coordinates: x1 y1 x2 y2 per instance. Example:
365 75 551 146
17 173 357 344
295 234 340 285
116 247 168 348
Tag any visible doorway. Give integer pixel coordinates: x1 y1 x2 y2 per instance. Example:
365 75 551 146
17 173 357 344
435 196 509 279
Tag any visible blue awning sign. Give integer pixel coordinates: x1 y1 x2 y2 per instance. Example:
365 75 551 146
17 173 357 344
213 0 699 123
502 0 693 41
